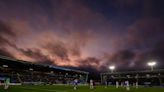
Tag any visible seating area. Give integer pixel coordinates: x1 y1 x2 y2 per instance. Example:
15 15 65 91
0 56 89 85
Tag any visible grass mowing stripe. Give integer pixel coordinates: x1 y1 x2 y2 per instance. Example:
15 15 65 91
1 85 164 92
19 86 67 92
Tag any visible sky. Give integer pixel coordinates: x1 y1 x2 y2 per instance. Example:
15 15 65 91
0 0 164 73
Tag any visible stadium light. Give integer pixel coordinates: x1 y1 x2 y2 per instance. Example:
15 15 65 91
147 61 157 71
29 68 33 71
109 65 115 73
3 65 8 68
50 71 54 74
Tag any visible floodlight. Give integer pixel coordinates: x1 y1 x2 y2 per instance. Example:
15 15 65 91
29 68 33 71
147 62 156 66
109 65 115 73
147 61 157 71
3 65 8 68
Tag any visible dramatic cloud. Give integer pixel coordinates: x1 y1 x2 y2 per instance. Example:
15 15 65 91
16 48 54 65
42 41 69 61
0 0 164 72
0 20 17 58
125 18 164 49
0 47 14 58
0 21 15 45
77 57 100 68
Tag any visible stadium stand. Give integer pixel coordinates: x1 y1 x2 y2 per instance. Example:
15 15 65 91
0 55 89 85
101 70 164 87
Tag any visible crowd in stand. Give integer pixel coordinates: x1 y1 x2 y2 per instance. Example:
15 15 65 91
0 67 87 85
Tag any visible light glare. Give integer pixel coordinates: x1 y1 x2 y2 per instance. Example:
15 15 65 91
109 65 115 70
147 61 156 66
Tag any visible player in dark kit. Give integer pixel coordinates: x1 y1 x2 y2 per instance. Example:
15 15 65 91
73 78 78 90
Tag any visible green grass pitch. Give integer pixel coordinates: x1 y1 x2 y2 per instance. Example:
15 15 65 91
0 85 164 92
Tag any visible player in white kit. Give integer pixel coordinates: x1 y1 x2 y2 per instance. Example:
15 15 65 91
135 82 138 89
116 81 119 88
125 81 130 91
121 82 124 87
90 79 94 89
4 78 10 90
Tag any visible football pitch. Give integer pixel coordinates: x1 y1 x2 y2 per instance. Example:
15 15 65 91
0 85 164 92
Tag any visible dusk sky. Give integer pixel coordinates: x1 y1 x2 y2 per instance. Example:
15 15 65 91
0 0 164 72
